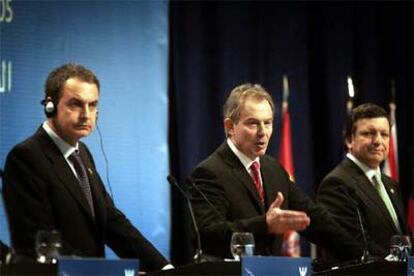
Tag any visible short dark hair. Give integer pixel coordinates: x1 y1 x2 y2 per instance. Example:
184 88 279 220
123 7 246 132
344 103 391 143
44 63 100 105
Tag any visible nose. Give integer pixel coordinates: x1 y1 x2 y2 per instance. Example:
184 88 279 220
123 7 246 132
81 105 91 119
372 132 383 144
257 122 265 135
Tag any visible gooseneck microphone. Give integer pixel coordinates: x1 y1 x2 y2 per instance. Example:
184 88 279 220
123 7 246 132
337 185 371 263
187 177 227 222
355 201 370 263
167 175 203 263
187 177 238 233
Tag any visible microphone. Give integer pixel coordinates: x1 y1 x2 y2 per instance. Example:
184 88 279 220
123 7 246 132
187 177 238 233
167 175 203 263
186 177 227 221
337 185 371 263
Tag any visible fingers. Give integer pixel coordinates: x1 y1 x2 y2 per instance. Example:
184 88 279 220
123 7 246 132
267 208 311 233
269 192 284 209
277 210 310 231
266 191 311 233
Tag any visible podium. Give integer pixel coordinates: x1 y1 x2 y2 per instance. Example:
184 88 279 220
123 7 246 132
313 260 406 275
1 257 411 275
150 257 312 276
1 258 139 276
148 261 240 275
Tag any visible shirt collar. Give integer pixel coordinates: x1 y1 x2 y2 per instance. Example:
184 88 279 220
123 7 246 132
42 121 78 159
346 152 381 184
227 138 260 170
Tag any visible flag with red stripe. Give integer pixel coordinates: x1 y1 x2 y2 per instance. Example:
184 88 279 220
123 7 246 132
383 102 399 181
279 76 300 257
382 101 414 231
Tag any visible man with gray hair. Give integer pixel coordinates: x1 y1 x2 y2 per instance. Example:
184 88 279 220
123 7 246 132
189 83 362 260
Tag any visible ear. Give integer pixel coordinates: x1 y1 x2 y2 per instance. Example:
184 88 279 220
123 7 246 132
345 136 353 151
224 118 234 137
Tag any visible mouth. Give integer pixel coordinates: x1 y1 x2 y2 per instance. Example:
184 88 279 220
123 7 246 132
75 125 91 131
256 141 267 149
369 149 384 156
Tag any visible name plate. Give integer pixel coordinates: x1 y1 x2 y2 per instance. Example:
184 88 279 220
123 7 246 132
58 258 139 276
408 257 414 276
241 256 311 276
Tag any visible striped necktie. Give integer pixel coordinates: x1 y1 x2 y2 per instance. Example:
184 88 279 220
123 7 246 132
251 161 264 203
69 151 95 219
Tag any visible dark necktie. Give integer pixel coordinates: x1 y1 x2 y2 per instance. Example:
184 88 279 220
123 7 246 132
251 161 264 203
69 151 95 219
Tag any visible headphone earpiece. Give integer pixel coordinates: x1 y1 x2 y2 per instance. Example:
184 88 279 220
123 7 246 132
43 97 57 118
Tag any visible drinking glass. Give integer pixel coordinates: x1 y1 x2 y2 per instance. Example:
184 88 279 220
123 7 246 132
389 235 412 262
35 230 62 264
230 232 255 261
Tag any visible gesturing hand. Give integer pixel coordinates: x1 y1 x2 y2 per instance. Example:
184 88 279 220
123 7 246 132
266 192 311 234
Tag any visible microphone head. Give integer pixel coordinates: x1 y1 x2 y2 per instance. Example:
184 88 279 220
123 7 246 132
167 175 177 185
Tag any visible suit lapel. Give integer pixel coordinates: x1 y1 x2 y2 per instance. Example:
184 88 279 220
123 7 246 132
37 128 96 222
218 143 265 213
260 158 280 209
343 158 398 232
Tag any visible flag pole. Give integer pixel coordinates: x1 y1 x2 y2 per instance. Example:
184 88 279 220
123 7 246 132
347 76 355 114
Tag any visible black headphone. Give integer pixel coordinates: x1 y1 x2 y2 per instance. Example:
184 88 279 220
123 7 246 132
41 97 57 118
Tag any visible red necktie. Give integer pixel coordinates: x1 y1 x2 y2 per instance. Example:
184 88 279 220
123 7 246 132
251 161 264 203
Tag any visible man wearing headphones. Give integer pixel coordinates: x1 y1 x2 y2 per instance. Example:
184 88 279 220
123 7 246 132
2 63 171 271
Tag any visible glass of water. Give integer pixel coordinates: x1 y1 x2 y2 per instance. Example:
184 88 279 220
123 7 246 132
35 230 62 264
230 232 255 261
389 235 412 262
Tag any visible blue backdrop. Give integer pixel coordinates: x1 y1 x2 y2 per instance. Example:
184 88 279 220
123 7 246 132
0 1 170 258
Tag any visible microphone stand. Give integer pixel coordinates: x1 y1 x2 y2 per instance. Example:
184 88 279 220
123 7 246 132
167 175 203 263
339 185 372 263
356 207 370 263
187 177 239 234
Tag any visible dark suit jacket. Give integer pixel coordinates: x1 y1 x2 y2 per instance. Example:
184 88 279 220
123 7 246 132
317 157 409 257
3 127 168 271
189 142 362 260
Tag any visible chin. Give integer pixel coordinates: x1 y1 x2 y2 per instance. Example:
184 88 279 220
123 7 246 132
256 151 266 157
73 131 91 139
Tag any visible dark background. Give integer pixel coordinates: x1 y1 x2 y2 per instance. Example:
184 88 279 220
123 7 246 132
168 1 413 265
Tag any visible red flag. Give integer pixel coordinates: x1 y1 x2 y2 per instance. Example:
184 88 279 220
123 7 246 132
279 105 295 179
279 76 300 257
382 102 413 231
383 102 399 181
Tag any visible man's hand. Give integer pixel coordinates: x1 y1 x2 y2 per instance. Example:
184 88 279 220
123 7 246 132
266 192 311 234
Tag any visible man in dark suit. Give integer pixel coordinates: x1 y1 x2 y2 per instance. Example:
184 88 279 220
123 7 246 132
3 63 171 271
317 103 409 258
189 83 362 260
